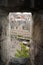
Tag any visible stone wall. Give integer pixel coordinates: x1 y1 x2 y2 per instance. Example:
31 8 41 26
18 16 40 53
0 9 9 62
0 11 31 64
30 13 43 65
0 10 21 62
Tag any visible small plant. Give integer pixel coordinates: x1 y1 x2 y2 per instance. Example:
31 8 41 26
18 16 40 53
18 35 23 37
15 42 30 58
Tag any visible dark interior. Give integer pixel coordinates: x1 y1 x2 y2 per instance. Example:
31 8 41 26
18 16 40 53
0 0 43 12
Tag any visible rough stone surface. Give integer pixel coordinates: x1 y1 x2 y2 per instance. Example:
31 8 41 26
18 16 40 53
0 12 31 65
30 13 43 65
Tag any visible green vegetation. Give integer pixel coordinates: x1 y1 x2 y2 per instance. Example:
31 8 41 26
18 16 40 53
15 42 30 58
18 35 23 37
